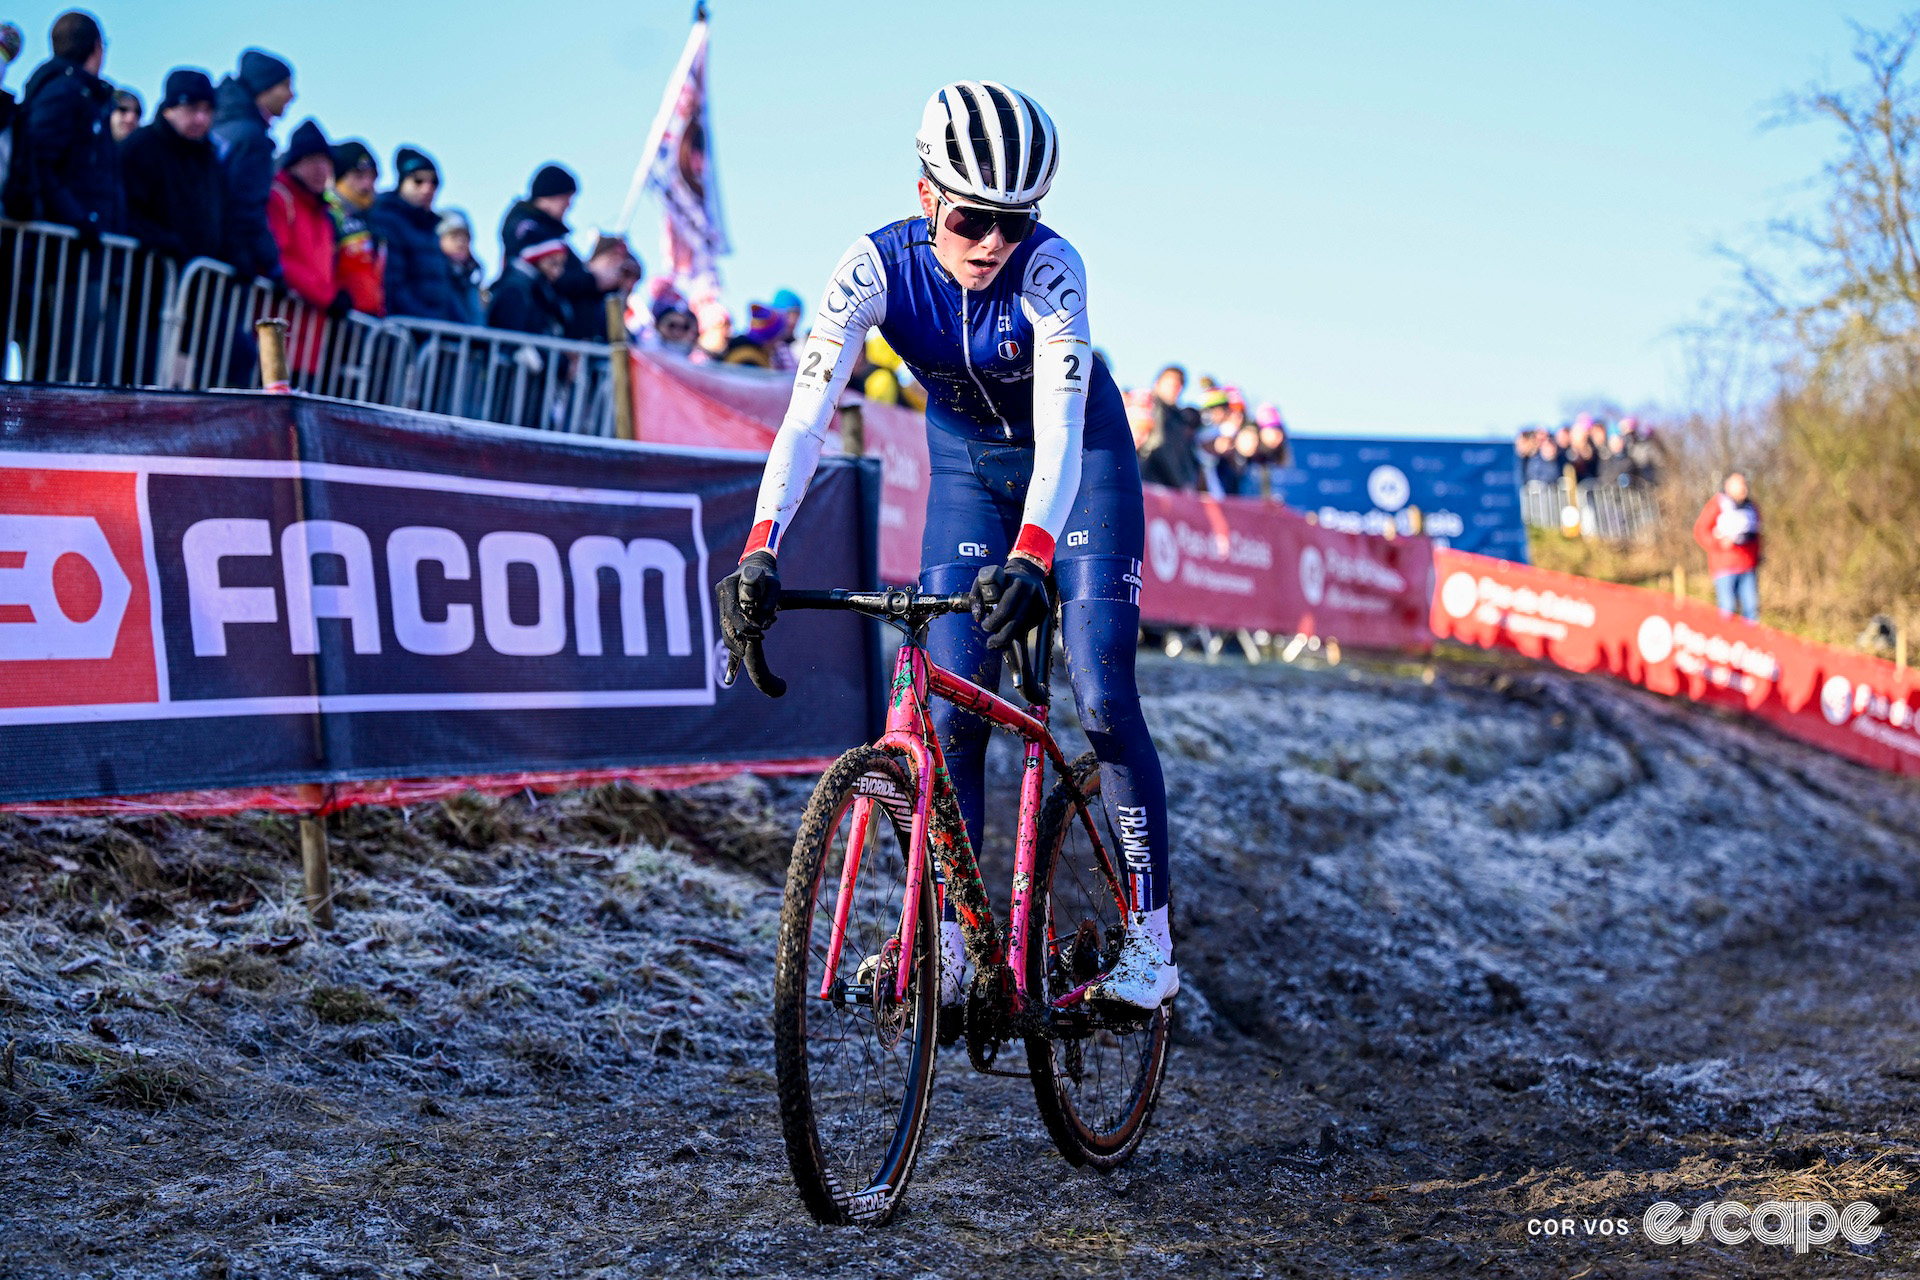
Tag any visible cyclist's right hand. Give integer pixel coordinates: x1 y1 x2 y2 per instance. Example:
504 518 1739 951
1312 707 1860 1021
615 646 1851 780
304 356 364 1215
717 550 781 655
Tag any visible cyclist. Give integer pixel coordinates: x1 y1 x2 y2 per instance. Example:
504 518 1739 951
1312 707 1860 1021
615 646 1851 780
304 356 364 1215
718 81 1176 1011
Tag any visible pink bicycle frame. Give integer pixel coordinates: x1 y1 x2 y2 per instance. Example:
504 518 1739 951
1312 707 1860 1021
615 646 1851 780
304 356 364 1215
816 639 1121 1010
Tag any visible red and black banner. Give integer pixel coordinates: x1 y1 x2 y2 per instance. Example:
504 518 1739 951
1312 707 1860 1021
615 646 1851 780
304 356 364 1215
0 388 880 804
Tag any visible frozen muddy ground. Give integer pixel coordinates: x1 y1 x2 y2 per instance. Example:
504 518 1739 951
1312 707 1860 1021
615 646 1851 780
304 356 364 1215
5 650 1920 1278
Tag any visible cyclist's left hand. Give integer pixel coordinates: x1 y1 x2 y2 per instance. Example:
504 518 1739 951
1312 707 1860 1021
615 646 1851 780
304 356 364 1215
971 556 1049 650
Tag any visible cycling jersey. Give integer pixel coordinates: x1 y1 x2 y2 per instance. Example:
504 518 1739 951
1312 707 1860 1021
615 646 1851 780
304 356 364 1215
748 216 1101 569
745 214 1168 912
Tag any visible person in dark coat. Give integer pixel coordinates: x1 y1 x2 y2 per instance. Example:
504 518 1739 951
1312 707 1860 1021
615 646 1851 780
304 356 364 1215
120 69 224 263
437 209 483 326
367 146 459 322
486 238 570 336
7 11 124 241
210 48 293 282
497 164 605 339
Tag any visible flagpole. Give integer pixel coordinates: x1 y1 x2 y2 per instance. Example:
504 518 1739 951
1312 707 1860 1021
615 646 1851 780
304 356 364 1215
616 6 709 235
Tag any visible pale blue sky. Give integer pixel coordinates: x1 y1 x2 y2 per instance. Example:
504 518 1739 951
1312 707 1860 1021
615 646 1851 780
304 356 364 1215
25 1 1904 436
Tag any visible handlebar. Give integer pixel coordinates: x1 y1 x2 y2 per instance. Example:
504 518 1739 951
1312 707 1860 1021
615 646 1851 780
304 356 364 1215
719 586 975 699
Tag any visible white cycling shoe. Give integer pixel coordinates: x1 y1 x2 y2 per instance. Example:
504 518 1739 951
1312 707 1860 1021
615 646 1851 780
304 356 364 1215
1086 907 1180 1010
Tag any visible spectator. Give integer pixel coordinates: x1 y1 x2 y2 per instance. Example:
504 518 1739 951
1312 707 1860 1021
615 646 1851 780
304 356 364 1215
437 209 483 326
324 140 383 316
862 330 925 408
369 146 460 322
1620 417 1665 486
650 295 697 356
485 237 569 337
771 287 804 364
211 48 293 282
1523 437 1562 486
1254 402 1290 497
267 119 343 313
1595 431 1633 486
1692 470 1763 622
691 298 731 362
6 11 124 241
498 163 602 340
120 69 223 263
108 86 137 142
582 233 642 338
1140 362 1201 490
0 23 25 191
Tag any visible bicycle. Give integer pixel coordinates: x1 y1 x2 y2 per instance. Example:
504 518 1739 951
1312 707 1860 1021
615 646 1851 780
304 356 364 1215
722 584 1170 1227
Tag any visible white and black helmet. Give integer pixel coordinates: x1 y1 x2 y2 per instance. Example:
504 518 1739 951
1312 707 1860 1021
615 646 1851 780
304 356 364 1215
915 81 1058 209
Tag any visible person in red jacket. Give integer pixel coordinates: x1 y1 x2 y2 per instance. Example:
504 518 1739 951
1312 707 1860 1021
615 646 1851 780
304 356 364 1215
1692 470 1762 622
267 118 348 374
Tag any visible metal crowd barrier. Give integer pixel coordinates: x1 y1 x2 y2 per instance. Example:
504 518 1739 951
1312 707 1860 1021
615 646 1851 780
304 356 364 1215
1 221 175 386
1518 478 1660 541
365 315 616 436
0 219 618 437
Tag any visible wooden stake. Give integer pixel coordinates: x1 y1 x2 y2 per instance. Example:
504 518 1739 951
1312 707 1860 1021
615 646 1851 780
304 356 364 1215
300 815 334 930
839 401 865 457
607 295 635 441
254 318 290 393
1899 616 1909 674
1673 564 1686 603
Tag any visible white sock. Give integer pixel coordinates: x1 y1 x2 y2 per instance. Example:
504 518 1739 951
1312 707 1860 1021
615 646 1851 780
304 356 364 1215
941 921 968 993
1128 905 1174 963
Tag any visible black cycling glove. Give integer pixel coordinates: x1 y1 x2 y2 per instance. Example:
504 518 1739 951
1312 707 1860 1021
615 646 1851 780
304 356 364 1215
716 550 780 655
971 557 1050 650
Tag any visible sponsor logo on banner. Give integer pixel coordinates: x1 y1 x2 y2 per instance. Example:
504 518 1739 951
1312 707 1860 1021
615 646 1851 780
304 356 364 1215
0 454 714 726
1448 572 1597 640
1366 465 1411 512
1147 518 1180 582
1298 546 1326 606
0 515 132 660
1142 515 1271 595
0 467 159 709
1633 613 1781 689
1819 672 1920 756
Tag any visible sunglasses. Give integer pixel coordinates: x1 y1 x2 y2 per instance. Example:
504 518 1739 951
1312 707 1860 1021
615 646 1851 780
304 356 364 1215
937 194 1037 244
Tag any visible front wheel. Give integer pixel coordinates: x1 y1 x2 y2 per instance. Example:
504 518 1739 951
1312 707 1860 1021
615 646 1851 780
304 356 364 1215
1025 751 1170 1169
773 746 939 1225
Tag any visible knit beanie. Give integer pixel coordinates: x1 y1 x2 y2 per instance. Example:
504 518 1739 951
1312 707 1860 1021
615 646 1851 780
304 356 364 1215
329 139 375 178
162 68 216 109
394 146 438 182
279 118 331 169
530 164 577 199
238 49 292 96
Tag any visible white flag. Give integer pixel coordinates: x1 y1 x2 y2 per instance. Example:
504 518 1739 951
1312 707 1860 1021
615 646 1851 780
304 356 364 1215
619 9 730 300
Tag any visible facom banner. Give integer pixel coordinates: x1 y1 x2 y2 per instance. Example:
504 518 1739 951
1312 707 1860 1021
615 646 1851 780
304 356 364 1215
0 388 880 804
1273 436 1528 562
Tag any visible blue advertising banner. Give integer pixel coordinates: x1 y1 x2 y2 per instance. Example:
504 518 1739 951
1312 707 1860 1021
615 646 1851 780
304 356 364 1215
0 388 880 804
1273 437 1528 562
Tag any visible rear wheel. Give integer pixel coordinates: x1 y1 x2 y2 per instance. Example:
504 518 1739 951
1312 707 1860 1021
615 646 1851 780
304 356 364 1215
1025 751 1170 1169
773 746 939 1225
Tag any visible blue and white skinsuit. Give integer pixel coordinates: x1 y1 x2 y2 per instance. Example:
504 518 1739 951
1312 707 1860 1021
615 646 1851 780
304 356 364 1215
744 215 1171 943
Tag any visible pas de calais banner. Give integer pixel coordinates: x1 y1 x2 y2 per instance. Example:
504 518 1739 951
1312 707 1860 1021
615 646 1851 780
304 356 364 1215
1139 487 1435 650
1273 436 1528 562
0 388 881 806
631 348 930 585
1433 550 1920 777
